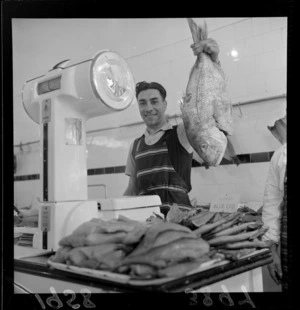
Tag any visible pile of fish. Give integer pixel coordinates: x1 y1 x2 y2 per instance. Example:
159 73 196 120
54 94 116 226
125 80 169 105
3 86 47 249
114 222 213 279
51 216 148 271
167 205 269 260
181 18 239 167
51 215 217 279
51 205 269 280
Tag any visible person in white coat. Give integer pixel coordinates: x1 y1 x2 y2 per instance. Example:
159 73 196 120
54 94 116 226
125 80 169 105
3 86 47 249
262 116 287 289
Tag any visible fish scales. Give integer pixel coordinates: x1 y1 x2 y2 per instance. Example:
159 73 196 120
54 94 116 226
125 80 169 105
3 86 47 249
181 18 234 166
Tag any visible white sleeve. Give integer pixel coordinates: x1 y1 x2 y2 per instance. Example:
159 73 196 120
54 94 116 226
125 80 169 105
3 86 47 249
262 144 286 243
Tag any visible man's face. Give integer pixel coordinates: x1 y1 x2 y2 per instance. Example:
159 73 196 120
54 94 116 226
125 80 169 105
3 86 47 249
137 89 167 129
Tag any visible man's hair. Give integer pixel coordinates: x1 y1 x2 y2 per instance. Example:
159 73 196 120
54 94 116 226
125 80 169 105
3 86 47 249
135 81 167 100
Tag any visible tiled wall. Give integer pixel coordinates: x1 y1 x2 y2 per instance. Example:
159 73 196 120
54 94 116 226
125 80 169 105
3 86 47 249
14 18 287 209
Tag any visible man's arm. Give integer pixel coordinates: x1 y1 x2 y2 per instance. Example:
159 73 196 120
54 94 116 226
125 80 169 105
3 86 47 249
123 141 138 196
123 175 138 196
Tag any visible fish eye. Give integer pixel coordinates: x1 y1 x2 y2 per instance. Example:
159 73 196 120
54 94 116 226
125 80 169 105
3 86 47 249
201 144 208 149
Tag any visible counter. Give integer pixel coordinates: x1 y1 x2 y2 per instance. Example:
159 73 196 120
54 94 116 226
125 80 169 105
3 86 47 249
14 246 272 294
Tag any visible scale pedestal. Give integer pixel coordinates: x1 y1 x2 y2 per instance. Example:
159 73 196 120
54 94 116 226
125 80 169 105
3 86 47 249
21 50 140 251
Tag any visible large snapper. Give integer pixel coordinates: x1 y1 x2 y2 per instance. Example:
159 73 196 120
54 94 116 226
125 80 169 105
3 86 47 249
180 18 234 167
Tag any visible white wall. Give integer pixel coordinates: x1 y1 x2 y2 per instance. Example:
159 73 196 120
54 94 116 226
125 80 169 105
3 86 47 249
13 18 247 143
13 17 287 208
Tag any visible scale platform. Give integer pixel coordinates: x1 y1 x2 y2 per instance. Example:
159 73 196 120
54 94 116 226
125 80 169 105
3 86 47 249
98 195 163 221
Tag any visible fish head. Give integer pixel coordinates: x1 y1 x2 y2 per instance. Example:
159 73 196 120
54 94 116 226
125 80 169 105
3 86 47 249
195 128 227 167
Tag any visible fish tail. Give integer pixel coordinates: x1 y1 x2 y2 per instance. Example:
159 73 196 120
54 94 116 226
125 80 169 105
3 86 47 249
187 18 207 43
201 20 208 41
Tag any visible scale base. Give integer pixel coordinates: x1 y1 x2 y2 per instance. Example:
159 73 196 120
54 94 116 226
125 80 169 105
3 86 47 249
35 200 98 251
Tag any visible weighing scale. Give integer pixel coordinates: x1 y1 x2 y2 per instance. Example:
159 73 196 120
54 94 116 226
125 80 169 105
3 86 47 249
21 50 162 251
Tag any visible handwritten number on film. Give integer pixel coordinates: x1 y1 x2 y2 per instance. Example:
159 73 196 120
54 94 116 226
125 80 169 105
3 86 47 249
185 285 256 308
35 287 96 309
64 290 80 309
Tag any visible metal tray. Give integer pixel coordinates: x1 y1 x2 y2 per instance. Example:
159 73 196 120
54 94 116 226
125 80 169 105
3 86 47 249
47 249 269 288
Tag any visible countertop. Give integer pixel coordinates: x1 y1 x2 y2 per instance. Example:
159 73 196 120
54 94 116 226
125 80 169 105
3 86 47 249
14 247 272 293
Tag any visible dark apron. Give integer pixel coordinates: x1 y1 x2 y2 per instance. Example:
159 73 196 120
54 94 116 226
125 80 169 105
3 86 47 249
133 129 192 217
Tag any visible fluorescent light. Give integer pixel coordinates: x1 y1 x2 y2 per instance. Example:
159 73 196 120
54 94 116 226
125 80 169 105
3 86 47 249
230 49 239 58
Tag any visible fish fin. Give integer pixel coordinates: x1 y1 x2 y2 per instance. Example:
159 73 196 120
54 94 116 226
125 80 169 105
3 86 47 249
223 136 240 166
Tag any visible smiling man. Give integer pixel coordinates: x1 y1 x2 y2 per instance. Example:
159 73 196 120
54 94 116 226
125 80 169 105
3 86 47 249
123 40 220 217
123 81 194 216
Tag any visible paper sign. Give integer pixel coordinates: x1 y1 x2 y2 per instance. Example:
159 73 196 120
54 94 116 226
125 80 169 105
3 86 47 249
209 193 240 213
65 118 82 145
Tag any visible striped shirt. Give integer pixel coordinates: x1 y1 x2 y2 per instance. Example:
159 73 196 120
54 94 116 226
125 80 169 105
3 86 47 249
125 121 194 177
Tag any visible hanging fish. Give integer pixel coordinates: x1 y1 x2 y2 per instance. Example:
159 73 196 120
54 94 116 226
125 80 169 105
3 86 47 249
181 18 238 167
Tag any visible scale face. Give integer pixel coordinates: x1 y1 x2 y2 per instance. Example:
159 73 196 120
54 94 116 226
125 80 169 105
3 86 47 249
90 51 135 110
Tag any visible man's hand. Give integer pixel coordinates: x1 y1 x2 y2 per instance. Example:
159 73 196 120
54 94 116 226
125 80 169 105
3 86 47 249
191 38 220 63
14 212 23 225
267 243 282 285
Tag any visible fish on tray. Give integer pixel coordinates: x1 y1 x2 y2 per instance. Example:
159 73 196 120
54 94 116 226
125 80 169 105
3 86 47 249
180 18 239 167
116 237 210 270
128 222 193 256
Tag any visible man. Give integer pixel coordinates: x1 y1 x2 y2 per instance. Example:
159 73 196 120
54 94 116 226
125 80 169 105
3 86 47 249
123 39 220 217
262 141 287 290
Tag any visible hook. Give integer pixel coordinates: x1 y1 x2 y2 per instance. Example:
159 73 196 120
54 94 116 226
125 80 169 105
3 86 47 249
237 102 243 118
